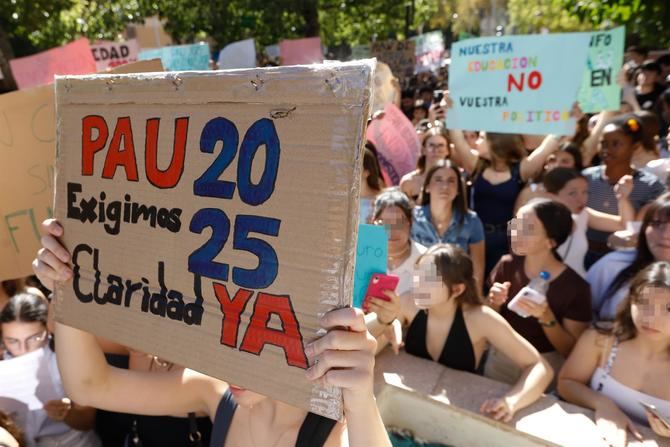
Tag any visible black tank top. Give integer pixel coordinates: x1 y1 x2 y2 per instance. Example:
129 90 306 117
209 390 337 447
404 306 477 373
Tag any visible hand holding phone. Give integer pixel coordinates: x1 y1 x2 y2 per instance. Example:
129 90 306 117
363 273 399 310
640 401 670 429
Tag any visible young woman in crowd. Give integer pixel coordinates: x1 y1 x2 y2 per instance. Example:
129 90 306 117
32 219 392 447
583 114 665 267
369 189 426 299
488 199 592 379
588 193 670 322
359 146 385 223
558 261 670 447
1 292 100 446
450 130 560 277
543 168 634 277
514 142 585 211
367 244 553 422
400 127 449 202
410 160 485 287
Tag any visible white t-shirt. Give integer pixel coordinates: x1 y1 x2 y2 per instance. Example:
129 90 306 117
643 158 670 187
557 209 589 278
389 241 427 296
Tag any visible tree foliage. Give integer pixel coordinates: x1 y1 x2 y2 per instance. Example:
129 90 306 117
508 0 670 48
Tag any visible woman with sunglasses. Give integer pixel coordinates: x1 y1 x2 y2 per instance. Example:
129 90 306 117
1 292 100 447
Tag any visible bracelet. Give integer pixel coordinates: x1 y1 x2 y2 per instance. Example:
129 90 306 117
377 315 394 326
539 319 558 328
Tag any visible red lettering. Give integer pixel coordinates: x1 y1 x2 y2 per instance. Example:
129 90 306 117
213 283 254 348
239 292 308 369
145 117 188 188
81 115 109 176
528 71 543 90
102 117 139 181
507 73 525 92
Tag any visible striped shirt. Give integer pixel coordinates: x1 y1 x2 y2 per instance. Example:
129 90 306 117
583 165 665 243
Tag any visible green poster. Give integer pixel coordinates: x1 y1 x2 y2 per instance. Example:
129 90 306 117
577 26 625 113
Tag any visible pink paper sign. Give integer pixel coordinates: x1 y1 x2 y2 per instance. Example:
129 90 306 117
10 38 97 89
279 37 323 65
366 103 420 185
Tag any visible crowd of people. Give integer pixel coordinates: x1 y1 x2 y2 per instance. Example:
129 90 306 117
1 45 670 447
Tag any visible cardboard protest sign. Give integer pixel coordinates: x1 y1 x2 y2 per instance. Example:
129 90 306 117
577 27 625 113
217 38 256 69
366 103 420 185
279 37 323 65
448 32 591 135
370 40 416 79
0 60 163 281
9 38 97 90
412 31 445 73
139 43 211 71
53 61 374 419
91 40 140 72
353 224 387 308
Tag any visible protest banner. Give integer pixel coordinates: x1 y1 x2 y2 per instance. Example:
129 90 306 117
447 32 591 135
366 103 420 185
91 40 140 72
139 43 211 71
53 61 374 419
217 38 256 69
353 224 388 308
0 59 163 281
412 31 445 73
370 39 416 79
9 38 97 90
0 348 62 442
577 27 625 113
279 37 323 65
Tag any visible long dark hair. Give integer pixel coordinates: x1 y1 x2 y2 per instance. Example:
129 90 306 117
486 132 525 165
419 160 467 227
416 127 449 173
417 244 483 306
522 199 573 261
0 410 26 447
0 292 48 326
605 192 670 297
603 261 670 346
363 144 385 192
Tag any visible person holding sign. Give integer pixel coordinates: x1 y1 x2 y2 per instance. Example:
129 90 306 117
32 220 392 447
367 244 553 422
0 291 100 447
558 261 670 446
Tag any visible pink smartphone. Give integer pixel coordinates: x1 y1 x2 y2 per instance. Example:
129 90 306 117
363 273 399 310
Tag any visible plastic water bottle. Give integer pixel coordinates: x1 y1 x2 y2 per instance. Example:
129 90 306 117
507 271 551 318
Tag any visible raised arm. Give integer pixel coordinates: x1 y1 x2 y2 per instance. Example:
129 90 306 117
582 110 617 166
519 134 560 182
448 128 479 174
587 174 634 232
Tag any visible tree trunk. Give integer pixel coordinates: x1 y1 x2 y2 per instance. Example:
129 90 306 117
0 26 17 93
301 0 320 37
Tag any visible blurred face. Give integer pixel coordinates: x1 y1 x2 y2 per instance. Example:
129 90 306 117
637 69 658 87
600 125 635 167
423 135 449 164
227 385 267 407
374 206 410 251
426 167 458 204
413 107 427 122
631 286 670 340
556 177 588 214
463 131 479 149
1 321 48 357
509 206 554 256
645 215 670 261
412 256 449 309
545 151 576 172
